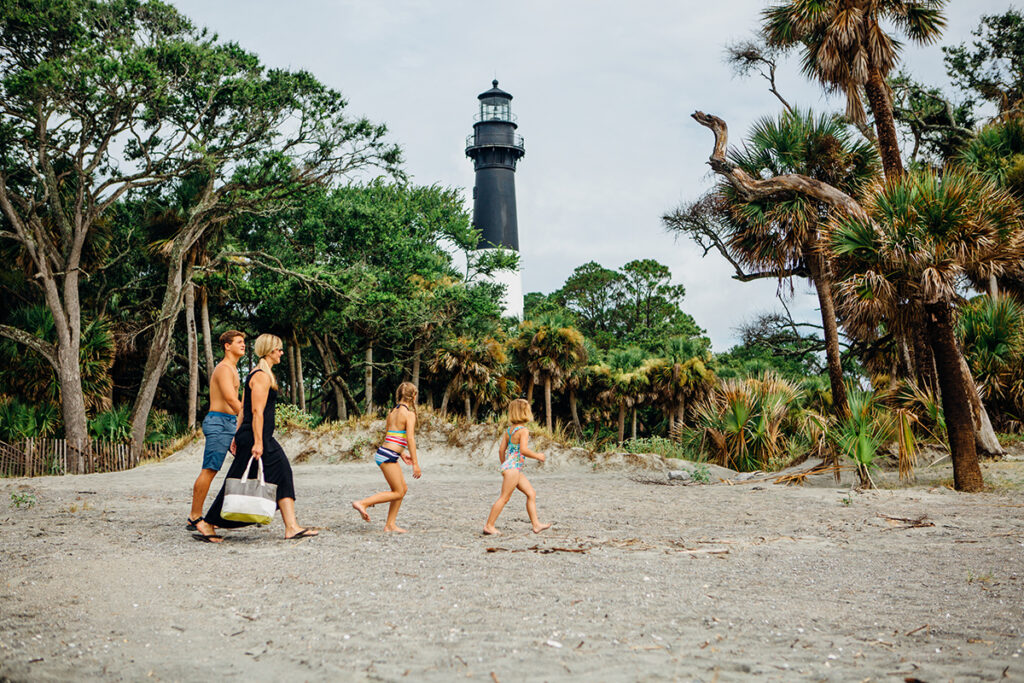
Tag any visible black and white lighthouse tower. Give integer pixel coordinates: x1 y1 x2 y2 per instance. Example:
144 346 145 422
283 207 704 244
465 80 526 318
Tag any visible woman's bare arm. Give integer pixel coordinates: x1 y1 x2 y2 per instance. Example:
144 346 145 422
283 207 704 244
249 373 270 459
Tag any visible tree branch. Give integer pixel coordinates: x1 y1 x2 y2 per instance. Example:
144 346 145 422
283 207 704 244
0 324 58 370
691 111 871 223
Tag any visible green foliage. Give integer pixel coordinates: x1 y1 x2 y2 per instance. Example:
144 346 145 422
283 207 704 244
621 436 692 460
0 397 60 441
960 117 1024 197
88 405 132 442
685 372 803 472
9 491 36 509
690 463 711 484
275 403 322 432
958 295 1024 427
943 9 1024 118
145 409 188 445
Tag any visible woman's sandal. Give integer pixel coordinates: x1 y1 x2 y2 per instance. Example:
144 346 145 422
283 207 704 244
191 533 223 543
186 517 201 530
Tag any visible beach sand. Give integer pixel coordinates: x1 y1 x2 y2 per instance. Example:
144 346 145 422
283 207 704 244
1 432 1022 682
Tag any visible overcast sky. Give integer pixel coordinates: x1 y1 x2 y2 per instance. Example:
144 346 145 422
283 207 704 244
170 0 1019 350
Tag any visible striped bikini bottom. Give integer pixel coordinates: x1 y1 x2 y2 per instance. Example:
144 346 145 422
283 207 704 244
374 446 401 466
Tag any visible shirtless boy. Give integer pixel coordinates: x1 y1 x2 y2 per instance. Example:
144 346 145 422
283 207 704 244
187 330 245 529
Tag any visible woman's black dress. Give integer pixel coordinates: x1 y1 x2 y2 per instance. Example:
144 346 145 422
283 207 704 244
204 369 296 528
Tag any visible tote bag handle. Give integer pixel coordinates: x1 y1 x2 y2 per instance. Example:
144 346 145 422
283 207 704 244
239 456 265 487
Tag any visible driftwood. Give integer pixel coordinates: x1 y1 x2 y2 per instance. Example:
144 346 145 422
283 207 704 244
691 111 871 223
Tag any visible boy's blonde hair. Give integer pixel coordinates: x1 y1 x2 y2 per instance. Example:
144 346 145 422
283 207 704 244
508 398 533 425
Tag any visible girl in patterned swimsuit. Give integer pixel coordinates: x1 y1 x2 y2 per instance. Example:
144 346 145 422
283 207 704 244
351 382 422 533
483 399 551 535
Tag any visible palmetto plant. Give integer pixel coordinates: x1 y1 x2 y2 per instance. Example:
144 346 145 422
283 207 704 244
721 109 879 419
830 387 917 487
644 340 716 433
687 372 802 472
0 396 61 441
959 117 1024 197
829 167 1024 491
595 347 650 444
762 0 948 179
0 306 114 415
958 295 1024 428
430 335 509 419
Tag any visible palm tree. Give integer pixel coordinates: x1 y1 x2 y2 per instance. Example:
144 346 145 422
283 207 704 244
430 335 508 419
521 313 589 432
958 295 1024 429
597 347 650 444
762 0 948 179
829 167 1024 491
645 337 716 433
721 109 880 418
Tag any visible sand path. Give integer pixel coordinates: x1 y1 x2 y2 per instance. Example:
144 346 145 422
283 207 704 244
1 450 1022 682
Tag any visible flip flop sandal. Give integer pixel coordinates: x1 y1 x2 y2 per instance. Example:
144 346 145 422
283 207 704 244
285 528 316 540
191 533 223 543
186 517 201 530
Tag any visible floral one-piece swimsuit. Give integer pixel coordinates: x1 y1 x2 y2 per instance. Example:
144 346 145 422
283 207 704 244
500 425 526 472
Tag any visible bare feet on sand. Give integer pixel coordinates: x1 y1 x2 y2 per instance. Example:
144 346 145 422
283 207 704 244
532 523 552 534
481 526 500 535
351 501 370 522
383 525 407 533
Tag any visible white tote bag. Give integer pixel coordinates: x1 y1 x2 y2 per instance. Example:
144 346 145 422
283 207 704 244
221 456 278 525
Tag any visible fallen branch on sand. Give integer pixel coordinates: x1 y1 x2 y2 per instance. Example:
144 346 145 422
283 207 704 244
878 514 935 530
486 545 588 554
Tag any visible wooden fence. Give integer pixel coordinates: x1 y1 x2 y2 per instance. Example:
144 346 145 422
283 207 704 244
0 438 163 478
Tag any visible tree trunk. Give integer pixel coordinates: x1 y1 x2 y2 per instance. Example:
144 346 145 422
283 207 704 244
677 399 686 429
526 378 534 404
411 340 422 391
199 286 214 382
464 395 472 420
471 398 480 421
631 407 637 441
988 274 999 298
924 302 984 492
544 375 553 433
569 389 582 434
808 252 849 418
364 344 374 415
294 334 306 412
440 381 453 417
287 343 297 404
312 334 347 421
185 279 199 430
959 355 1004 457
130 247 191 455
911 327 938 394
617 404 626 445
864 65 905 180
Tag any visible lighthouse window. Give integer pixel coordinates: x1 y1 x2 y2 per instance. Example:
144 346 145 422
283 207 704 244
482 102 510 121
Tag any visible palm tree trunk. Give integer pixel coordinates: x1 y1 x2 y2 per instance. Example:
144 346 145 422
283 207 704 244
287 344 297 404
294 334 306 412
199 286 214 381
959 355 1004 456
864 65 904 180
617 404 626 445
544 375 553 432
185 279 199 430
464 395 471 420
472 398 480 421
988 274 999 298
631 407 637 440
808 253 849 418
924 302 984 492
440 380 453 417
526 378 534 403
411 340 422 391
677 400 686 429
569 389 581 434
364 344 374 415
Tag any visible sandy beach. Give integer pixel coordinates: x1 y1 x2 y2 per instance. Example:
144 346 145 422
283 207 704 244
1 429 1022 682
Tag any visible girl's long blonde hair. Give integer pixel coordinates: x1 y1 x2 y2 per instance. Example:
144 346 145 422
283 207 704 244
253 333 282 390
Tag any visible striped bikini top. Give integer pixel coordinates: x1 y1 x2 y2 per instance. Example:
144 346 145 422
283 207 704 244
383 404 411 449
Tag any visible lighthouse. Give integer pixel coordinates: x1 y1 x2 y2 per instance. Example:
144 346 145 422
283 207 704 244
465 80 526 319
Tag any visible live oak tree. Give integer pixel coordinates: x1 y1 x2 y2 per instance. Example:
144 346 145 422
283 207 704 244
0 0 400 452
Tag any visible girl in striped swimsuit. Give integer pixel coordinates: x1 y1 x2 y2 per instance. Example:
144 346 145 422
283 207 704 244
482 398 551 535
351 382 422 532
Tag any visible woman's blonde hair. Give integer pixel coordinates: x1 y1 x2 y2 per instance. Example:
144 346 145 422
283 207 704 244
395 381 417 410
253 333 282 390
508 398 533 425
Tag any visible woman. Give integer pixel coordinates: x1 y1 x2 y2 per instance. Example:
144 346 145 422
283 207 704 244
194 334 318 542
